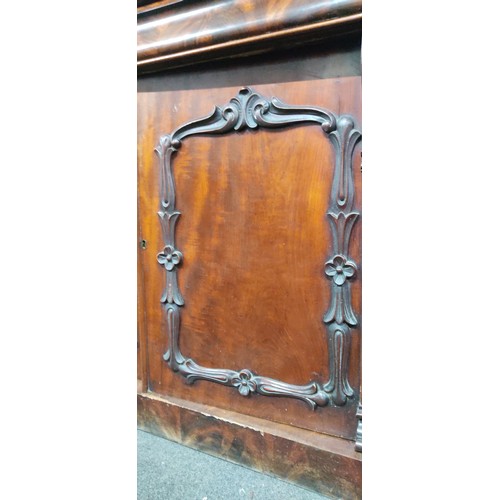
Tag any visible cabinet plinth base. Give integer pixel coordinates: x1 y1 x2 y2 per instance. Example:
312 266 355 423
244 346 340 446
138 392 361 499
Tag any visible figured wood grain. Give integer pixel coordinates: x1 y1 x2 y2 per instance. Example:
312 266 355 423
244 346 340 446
137 78 361 439
138 392 361 499
138 0 182 13
138 0 362 73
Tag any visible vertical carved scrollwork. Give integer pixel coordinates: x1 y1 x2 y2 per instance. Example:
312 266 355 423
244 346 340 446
155 137 184 307
323 116 362 406
324 322 354 405
155 87 361 411
162 304 185 371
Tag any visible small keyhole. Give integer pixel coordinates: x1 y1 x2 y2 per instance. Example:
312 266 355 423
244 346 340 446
140 239 147 250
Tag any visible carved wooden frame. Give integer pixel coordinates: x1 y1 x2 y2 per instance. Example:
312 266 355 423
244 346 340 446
155 87 361 410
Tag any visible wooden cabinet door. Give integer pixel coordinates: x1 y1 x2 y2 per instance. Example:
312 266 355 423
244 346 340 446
138 77 361 498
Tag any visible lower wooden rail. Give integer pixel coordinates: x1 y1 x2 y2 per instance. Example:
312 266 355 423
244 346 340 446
138 391 361 499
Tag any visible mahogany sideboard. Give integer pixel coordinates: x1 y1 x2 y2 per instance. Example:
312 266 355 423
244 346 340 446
137 1 362 498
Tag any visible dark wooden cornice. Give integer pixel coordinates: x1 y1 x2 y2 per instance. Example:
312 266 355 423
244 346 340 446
138 0 362 74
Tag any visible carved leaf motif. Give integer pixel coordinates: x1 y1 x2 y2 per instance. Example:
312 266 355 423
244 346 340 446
158 211 181 245
160 271 184 306
327 211 359 256
323 283 357 327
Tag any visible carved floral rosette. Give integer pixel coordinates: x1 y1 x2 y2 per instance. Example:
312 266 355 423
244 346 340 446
155 87 361 410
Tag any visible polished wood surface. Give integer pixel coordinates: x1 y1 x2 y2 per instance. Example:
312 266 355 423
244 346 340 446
138 392 361 499
138 78 361 439
138 0 362 73
138 0 182 12
138 2 362 493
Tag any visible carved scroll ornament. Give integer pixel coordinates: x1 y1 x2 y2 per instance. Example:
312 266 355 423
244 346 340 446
155 87 361 409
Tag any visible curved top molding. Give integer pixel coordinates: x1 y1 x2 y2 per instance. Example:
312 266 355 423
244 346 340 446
138 0 362 74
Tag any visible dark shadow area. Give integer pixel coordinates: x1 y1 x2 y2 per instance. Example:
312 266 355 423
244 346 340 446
138 37 361 93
